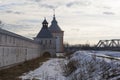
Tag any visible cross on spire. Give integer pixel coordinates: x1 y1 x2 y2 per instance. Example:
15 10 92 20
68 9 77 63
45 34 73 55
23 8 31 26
44 17 46 20
53 9 55 17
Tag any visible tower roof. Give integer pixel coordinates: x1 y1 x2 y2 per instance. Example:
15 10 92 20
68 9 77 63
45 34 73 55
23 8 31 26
36 19 53 38
49 15 62 32
42 18 48 24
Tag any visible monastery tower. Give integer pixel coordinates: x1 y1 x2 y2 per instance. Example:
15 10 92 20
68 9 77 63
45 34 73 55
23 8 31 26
49 14 64 53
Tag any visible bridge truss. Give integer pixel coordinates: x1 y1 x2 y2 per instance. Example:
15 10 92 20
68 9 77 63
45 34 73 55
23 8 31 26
96 39 120 50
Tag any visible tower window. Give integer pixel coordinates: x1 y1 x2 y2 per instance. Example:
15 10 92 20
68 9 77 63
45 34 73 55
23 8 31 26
0 34 1 42
45 40 47 44
40 40 43 44
50 40 52 44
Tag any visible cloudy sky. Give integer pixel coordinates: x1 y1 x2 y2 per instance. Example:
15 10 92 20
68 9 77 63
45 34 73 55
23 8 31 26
0 0 120 45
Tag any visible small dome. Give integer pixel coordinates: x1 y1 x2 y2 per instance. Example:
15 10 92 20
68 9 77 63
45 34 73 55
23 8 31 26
42 18 48 24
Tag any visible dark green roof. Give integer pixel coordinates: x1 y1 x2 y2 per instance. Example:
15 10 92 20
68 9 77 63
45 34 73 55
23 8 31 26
42 18 48 24
36 27 53 38
49 15 62 32
36 19 53 38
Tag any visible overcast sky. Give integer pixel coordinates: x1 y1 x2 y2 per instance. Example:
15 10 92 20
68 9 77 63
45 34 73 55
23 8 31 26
0 0 120 45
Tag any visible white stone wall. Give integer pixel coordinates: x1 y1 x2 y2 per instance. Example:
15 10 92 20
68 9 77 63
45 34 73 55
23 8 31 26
0 31 41 69
34 38 56 57
52 32 64 53
56 36 60 52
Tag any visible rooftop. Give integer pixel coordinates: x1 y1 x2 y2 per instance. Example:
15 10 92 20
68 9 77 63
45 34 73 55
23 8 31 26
36 19 53 38
49 15 62 32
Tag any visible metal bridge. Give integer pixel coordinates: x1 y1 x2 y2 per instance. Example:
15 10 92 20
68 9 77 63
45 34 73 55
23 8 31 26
96 39 120 50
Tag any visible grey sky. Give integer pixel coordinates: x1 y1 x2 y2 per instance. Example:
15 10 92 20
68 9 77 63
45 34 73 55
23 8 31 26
0 0 120 45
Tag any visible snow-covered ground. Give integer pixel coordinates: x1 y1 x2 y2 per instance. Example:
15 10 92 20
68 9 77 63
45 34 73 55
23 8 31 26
90 50 120 58
67 51 120 80
20 58 67 80
20 51 120 80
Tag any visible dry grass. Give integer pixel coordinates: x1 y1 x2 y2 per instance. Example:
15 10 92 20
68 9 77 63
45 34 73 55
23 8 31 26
0 56 49 80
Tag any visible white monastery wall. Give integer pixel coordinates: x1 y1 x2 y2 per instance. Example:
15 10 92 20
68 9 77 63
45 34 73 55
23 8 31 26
0 29 41 69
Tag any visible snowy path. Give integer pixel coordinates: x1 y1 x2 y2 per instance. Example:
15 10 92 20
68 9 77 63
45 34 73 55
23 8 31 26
20 58 66 80
20 51 120 80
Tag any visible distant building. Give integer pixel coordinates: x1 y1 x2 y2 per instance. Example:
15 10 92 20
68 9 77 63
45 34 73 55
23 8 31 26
49 15 64 53
34 18 56 57
34 14 64 56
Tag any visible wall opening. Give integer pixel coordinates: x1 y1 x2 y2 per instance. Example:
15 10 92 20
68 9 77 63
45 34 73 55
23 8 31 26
42 52 51 57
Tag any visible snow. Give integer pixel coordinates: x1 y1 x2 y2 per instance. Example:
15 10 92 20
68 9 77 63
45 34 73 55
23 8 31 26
20 50 120 80
56 53 65 57
90 50 120 58
67 51 120 80
20 58 66 80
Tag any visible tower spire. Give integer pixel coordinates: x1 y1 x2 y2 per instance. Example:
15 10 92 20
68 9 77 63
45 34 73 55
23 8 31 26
53 9 56 20
53 9 55 17
44 17 46 20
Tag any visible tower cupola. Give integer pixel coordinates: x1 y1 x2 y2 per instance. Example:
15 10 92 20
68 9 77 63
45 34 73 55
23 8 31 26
42 18 48 28
52 15 57 24
36 18 53 38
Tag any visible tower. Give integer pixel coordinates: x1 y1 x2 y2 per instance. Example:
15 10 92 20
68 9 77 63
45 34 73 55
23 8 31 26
34 18 56 57
49 13 64 53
